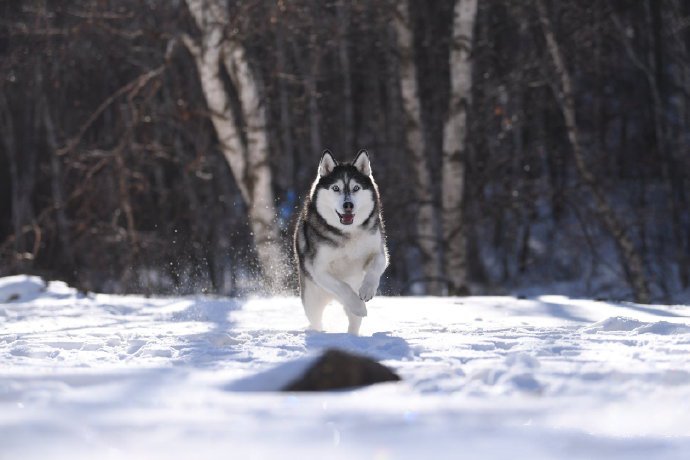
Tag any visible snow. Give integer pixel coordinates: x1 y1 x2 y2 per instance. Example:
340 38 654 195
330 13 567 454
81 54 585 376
2 274 690 459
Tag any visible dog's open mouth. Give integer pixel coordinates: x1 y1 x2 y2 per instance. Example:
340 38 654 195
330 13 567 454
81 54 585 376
336 210 355 225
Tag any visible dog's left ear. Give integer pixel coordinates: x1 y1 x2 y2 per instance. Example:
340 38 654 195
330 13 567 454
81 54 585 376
353 149 371 176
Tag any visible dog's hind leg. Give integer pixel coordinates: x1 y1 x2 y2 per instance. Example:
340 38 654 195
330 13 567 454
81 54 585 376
301 277 331 331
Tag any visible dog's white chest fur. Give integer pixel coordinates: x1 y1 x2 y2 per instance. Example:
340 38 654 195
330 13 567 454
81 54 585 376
317 229 382 288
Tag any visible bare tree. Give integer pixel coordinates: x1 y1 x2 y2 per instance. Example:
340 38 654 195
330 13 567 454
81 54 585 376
611 3 690 289
0 87 38 268
274 14 296 191
183 0 288 291
337 2 355 154
394 0 443 295
442 0 478 295
537 0 650 303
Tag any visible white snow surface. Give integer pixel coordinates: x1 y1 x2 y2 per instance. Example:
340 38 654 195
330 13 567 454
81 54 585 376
2 274 690 459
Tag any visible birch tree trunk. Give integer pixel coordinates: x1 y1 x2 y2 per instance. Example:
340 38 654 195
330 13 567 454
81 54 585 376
537 0 651 303
184 0 288 291
441 0 477 295
394 1 443 295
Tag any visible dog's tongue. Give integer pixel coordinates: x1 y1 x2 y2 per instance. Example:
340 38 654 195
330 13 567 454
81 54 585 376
340 213 354 225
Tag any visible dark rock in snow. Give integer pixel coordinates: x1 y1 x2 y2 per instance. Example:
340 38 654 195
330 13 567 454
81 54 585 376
282 348 401 391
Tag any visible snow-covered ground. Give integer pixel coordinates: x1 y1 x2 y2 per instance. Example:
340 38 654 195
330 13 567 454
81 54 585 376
1 275 690 459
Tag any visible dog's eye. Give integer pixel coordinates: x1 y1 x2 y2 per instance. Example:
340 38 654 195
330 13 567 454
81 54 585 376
332 185 340 192
353 185 360 192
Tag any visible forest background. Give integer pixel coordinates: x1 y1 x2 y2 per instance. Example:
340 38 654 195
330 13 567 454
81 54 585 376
1 0 689 303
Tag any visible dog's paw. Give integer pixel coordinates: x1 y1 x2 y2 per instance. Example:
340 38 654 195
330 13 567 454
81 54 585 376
359 279 378 302
347 297 368 317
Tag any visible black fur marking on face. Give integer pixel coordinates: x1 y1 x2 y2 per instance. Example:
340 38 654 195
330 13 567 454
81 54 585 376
315 164 374 191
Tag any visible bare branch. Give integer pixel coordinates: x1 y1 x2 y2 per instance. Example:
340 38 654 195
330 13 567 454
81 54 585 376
57 65 166 156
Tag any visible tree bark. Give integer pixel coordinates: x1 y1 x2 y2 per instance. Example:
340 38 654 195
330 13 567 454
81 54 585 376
441 0 477 296
666 0 690 287
537 0 651 303
0 89 37 266
184 0 288 291
274 21 296 191
0 90 22 257
307 33 322 162
288 35 320 191
644 0 688 288
337 2 354 153
394 1 443 295
42 98 75 272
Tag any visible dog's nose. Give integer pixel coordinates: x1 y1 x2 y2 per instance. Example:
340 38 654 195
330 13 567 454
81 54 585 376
343 202 354 212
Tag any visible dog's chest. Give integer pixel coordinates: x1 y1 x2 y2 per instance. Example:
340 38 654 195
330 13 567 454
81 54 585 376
318 230 381 276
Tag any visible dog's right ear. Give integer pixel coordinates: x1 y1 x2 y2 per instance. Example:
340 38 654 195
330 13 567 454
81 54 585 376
318 149 337 177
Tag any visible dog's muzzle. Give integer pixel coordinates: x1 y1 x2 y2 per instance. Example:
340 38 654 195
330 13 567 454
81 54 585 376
336 210 354 225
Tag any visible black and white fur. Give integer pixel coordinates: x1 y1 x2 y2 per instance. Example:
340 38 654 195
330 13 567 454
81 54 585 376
294 149 389 335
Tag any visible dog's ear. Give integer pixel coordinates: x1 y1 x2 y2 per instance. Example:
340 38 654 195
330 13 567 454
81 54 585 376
353 149 371 176
319 149 337 177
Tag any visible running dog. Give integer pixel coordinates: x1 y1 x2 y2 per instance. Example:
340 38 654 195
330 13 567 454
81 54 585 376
294 149 388 335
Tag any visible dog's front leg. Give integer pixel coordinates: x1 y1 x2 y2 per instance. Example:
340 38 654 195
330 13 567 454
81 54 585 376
311 271 367 317
359 250 387 302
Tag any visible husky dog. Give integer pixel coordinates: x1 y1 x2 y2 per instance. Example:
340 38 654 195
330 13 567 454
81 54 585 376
294 149 388 335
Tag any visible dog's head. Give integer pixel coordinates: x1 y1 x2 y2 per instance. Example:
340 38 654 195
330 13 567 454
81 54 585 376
311 149 377 230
